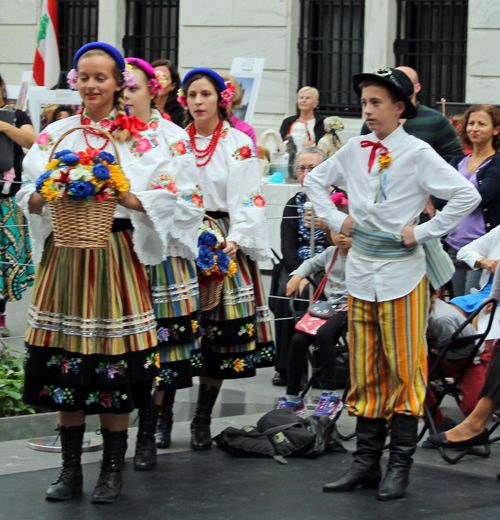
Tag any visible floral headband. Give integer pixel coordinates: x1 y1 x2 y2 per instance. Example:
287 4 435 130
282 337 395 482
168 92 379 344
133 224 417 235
177 81 235 108
67 42 136 90
124 57 168 95
177 67 236 108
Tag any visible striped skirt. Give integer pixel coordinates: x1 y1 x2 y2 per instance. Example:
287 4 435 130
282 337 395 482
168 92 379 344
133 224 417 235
200 216 275 379
0 196 35 301
150 256 203 390
23 225 158 415
347 276 429 419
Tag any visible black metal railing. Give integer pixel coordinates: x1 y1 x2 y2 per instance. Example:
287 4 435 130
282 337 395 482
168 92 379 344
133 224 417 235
56 0 99 87
394 0 468 108
123 0 179 64
298 0 365 116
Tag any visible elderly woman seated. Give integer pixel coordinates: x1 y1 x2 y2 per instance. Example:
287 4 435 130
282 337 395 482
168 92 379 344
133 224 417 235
271 147 346 385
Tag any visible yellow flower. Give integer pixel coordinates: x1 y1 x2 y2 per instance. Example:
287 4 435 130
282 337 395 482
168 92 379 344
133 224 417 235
248 324 254 337
45 158 60 170
192 320 199 332
40 184 59 201
227 259 237 277
90 175 105 189
154 353 161 368
379 155 392 169
155 376 162 386
233 358 245 372
108 165 130 196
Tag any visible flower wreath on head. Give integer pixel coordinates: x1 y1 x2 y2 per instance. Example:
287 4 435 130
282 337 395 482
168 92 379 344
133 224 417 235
67 41 137 90
177 81 235 109
148 70 168 95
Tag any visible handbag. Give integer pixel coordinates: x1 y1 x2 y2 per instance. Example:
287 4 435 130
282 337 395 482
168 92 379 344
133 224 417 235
295 249 340 336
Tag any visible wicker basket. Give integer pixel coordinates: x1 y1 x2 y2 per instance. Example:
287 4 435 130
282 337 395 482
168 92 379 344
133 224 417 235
46 125 121 249
198 215 227 312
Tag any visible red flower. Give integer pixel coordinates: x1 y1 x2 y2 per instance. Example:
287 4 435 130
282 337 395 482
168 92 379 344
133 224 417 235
61 359 70 373
174 141 187 155
100 392 112 408
191 194 202 207
81 116 92 125
253 195 265 207
167 182 177 194
149 121 159 129
239 146 252 159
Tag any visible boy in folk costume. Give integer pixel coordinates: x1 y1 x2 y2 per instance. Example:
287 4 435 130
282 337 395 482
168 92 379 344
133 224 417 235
304 68 481 500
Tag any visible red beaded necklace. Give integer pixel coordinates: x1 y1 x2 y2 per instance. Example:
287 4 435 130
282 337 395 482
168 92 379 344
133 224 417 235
188 119 223 167
81 114 113 151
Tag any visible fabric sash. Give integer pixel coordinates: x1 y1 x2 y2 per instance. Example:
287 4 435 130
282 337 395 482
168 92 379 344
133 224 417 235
351 224 454 289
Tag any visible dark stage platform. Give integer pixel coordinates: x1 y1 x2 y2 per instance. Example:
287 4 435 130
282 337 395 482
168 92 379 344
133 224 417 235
2 448 500 520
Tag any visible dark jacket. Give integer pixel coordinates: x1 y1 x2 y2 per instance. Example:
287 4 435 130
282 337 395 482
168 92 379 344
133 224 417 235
437 154 500 232
280 114 326 145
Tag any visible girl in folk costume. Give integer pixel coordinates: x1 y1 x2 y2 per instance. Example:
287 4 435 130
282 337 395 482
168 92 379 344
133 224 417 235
178 68 275 449
123 57 204 468
18 43 180 504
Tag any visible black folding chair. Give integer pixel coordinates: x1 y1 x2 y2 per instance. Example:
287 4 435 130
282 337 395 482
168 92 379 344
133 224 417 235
419 297 498 464
288 290 355 440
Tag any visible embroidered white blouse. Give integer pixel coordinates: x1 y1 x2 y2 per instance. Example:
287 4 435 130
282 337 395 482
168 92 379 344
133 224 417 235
191 121 272 262
304 124 481 301
148 109 204 260
18 110 186 266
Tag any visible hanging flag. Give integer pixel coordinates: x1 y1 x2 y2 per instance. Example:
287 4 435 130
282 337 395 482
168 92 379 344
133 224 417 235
33 0 60 89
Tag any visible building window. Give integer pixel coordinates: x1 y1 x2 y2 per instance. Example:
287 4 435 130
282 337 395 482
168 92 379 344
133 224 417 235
57 0 99 86
123 0 179 64
298 0 365 116
394 0 468 108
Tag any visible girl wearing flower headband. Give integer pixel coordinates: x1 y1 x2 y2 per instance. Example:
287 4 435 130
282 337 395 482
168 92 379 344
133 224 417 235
17 42 183 504
123 57 204 468
179 68 274 450
151 59 184 127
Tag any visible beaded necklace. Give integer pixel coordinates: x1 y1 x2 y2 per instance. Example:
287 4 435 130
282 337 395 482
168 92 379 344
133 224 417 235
81 113 114 151
188 119 223 167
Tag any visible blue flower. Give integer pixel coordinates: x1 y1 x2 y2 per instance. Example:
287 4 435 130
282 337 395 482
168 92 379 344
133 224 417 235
216 249 230 273
53 388 64 404
196 245 215 270
97 151 115 164
198 231 218 247
93 163 110 180
157 327 170 342
35 170 52 192
54 149 72 159
66 181 96 200
60 152 80 164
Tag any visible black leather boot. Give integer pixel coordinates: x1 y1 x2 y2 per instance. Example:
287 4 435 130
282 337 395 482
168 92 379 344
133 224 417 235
91 428 128 504
155 389 175 449
134 405 159 470
46 424 85 501
377 413 418 501
190 384 219 450
323 417 386 492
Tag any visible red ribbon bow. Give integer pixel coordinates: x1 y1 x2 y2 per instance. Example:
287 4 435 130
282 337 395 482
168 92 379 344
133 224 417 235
360 140 389 173
111 114 148 137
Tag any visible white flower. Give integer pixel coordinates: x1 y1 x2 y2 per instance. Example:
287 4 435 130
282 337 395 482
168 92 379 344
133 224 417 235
68 164 91 182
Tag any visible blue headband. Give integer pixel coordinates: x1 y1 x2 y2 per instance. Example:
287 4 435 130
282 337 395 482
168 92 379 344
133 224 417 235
181 68 226 93
73 42 126 71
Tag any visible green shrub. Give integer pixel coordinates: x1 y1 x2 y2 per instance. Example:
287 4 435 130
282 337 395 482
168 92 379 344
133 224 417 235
0 349 38 417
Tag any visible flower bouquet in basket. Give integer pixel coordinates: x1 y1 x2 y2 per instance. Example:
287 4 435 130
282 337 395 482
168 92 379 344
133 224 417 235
196 219 237 312
36 125 130 249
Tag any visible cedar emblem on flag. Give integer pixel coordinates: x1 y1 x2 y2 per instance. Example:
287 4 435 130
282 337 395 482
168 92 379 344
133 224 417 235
33 0 61 89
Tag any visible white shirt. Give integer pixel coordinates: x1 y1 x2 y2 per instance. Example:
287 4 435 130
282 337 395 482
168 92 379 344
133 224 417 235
306 118 316 143
304 125 481 302
19 110 184 266
193 121 272 262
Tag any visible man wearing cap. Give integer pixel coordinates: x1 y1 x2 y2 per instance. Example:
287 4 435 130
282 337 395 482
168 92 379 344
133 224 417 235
304 67 480 500
360 66 463 162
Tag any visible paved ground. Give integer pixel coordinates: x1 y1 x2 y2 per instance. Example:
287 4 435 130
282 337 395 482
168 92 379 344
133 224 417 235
2 275 500 516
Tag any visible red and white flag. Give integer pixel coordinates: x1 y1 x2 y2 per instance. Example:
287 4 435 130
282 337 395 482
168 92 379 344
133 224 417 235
33 0 60 89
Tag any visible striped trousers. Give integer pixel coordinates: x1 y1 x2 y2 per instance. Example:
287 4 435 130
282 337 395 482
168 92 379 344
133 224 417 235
347 277 429 419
